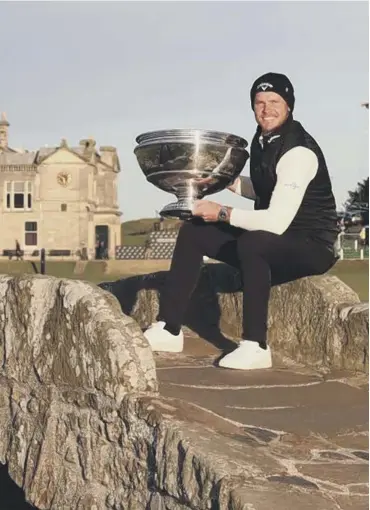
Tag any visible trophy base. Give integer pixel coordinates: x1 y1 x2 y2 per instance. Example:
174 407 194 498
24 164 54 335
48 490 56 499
160 200 195 220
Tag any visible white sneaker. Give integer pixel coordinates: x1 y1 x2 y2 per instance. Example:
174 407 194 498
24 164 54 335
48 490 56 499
144 321 184 353
218 340 272 370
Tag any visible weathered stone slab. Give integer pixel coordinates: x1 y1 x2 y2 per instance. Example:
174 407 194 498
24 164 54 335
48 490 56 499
100 264 369 372
296 463 368 485
157 365 321 387
331 495 368 510
0 274 157 399
159 372 368 435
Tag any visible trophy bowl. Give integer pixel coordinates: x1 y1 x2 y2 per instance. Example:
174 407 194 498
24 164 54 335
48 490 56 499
134 129 249 220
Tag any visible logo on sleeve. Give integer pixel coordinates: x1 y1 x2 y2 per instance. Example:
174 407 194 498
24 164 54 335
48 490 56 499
284 181 300 190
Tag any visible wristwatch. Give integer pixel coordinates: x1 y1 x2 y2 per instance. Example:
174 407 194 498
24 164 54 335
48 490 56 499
218 206 229 222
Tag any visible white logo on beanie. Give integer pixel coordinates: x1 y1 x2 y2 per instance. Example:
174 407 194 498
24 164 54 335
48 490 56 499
256 82 273 91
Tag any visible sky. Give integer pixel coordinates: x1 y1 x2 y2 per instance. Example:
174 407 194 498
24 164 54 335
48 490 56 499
0 1 368 221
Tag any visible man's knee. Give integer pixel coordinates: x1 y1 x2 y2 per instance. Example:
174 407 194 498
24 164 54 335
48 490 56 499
176 220 234 256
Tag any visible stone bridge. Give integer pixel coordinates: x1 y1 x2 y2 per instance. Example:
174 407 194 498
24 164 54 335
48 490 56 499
0 265 368 509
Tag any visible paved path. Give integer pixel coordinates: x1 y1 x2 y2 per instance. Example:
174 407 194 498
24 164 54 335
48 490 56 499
155 330 369 510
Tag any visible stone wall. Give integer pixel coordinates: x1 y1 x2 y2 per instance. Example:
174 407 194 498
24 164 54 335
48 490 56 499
100 264 369 373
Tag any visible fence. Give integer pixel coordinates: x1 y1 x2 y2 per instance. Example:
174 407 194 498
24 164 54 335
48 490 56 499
337 232 369 260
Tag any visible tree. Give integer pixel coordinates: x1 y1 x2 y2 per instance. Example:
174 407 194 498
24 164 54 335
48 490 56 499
345 177 369 225
345 177 369 216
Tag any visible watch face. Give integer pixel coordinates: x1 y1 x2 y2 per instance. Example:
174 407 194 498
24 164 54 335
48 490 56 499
219 208 227 221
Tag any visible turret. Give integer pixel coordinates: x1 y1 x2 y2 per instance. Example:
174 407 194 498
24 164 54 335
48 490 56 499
0 112 10 149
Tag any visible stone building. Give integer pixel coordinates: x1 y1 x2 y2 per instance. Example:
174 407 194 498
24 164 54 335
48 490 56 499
0 113 122 259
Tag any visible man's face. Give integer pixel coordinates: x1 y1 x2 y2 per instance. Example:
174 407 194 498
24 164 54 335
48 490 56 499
253 91 290 134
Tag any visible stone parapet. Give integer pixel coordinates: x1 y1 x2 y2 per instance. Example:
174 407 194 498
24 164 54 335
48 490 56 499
100 264 368 373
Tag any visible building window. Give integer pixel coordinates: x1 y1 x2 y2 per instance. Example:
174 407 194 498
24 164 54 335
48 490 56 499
5 181 32 210
6 182 11 208
25 221 37 246
61 203 67 212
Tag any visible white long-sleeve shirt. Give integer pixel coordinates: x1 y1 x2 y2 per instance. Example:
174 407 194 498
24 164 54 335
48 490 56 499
230 146 319 235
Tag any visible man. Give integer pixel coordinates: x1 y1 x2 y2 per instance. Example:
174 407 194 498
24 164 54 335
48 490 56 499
144 72 339 370
15 240 23 261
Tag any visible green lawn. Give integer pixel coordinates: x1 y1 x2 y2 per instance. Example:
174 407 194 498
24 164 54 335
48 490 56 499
0 261 109 282
0 259 368 302
328 260 368 302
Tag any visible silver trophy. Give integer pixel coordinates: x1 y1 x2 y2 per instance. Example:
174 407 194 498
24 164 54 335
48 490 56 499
134 129 249 219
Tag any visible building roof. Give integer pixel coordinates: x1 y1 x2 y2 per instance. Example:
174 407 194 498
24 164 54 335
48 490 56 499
0 122 119 170
0 113 119 168
0 145 94 166
0 151 37 165
35 145 97 164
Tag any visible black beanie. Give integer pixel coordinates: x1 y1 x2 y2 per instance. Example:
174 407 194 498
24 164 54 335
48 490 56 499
250 72 295 112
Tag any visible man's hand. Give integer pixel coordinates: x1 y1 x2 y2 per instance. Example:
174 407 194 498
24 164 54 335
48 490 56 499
193 176 214 186
192 200 231 222
194 175 240 193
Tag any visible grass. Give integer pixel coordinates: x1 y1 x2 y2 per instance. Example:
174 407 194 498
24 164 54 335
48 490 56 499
0 261 106 281
121 234 149 246
121 217 182 246
328 260 368 302
0 259 368 301
122 218 182 235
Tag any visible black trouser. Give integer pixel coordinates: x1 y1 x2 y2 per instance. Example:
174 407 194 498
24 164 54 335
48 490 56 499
157 220 337 347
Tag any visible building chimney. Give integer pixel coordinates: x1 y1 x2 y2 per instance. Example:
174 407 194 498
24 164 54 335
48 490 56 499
99 146 117 168
79 137 96 149
0 112 10 149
